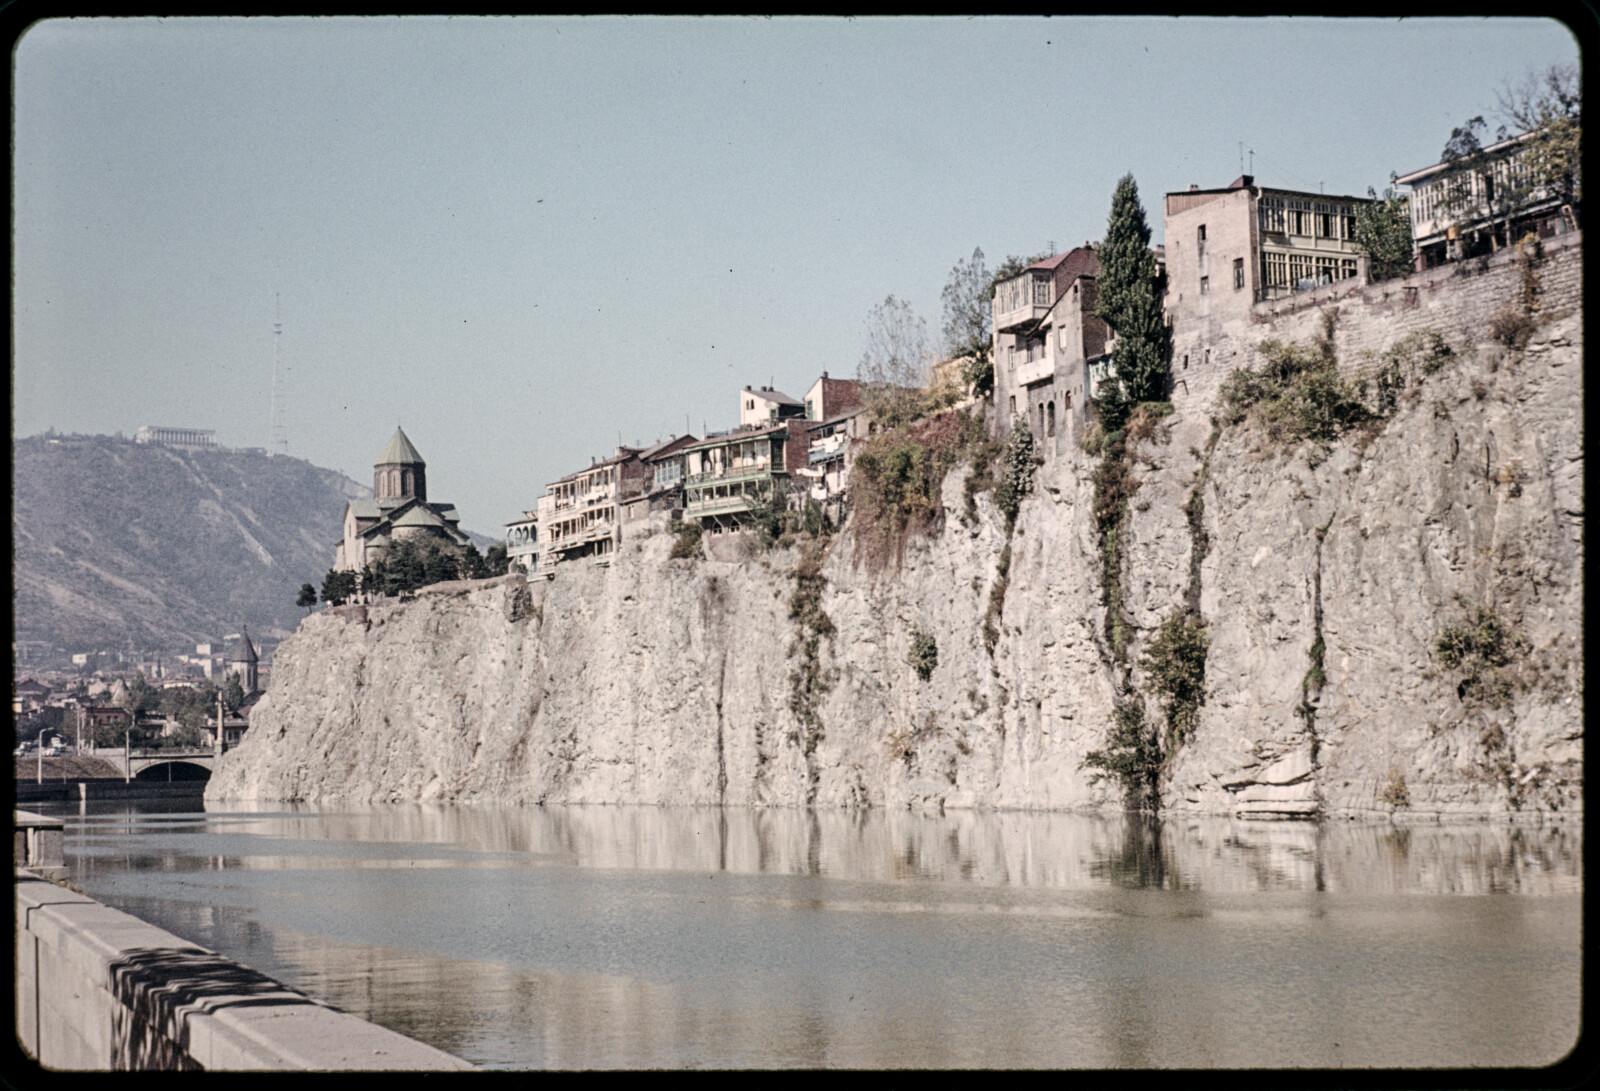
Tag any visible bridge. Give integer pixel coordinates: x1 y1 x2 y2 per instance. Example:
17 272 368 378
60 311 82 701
93 749 219 782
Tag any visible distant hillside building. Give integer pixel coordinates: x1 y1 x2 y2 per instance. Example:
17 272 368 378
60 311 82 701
335 428 472 572
229 630 259 695
135 426 217 449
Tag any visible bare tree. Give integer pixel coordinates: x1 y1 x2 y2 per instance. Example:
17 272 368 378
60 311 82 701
1497 62 1581 210
858 295 931 426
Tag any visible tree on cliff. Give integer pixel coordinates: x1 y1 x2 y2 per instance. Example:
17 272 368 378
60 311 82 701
939 248 995 398
296 583 318 612
1498 62 1581 212
858 295 932 427
320 568 357 606
1353 187 1414 281
1094 174 1170 430
1436 63 1581 250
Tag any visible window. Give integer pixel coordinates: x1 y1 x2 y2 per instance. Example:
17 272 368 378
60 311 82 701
1008 395 1016 416
1259 195 1287 234
1197 224 1207 242
1047 401 1056 437
1032 274 1052 306
1233 258 1245 290
1199 276 1209 295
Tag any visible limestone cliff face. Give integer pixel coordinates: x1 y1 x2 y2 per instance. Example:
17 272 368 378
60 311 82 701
209 243 1582 816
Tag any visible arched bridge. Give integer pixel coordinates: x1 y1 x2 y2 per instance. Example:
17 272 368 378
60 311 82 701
97 749 219 782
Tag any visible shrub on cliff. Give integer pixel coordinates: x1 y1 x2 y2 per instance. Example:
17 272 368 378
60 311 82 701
668 519 702 560
1434 601 1530 707
1221 338 1372 445
906 629 938 682
850 408 985 571
1140 610 1208 752
995 417 1035 530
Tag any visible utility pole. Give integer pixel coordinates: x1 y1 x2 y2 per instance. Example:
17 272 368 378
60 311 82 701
124 711 131 785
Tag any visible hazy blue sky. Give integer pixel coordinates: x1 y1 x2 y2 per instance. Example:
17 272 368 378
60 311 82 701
13 16 1581 537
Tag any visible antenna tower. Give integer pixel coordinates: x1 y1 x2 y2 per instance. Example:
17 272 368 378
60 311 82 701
267 293 288 456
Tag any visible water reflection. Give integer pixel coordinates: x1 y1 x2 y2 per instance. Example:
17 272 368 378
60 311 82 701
47 802 1582 1069
164 803 1579 896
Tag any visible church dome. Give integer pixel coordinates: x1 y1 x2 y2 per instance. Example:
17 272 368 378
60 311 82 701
375 427 425 467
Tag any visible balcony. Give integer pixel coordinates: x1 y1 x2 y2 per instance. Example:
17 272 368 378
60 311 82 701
1014 354 1054 388
685 492 757 519
993 273 1053 333
684 463 775 491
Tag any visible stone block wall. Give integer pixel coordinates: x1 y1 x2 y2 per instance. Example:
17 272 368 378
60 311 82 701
1171 231 1581 415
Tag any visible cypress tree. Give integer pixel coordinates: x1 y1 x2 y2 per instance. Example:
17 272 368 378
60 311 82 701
1095 174 1170 428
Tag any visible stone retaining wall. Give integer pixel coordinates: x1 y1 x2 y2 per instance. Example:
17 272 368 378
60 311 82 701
14 873 473 1071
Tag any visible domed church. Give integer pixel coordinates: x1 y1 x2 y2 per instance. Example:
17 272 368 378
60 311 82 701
334 427 472 572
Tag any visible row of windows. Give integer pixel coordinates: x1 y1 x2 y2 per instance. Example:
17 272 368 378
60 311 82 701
994 272 1053 314
1260 251 1359 290
1003 394 1072 437
1410 154 1533 226
1259 204 1357 240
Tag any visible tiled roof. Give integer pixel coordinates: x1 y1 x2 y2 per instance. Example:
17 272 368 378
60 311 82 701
375 427 425 467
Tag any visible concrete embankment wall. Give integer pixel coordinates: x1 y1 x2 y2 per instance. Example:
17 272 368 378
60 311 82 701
14 872 473 1071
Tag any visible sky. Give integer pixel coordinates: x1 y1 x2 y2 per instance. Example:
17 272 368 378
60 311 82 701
12 16 1583 538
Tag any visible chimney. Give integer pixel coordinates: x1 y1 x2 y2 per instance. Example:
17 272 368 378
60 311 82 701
1188 184 1199 191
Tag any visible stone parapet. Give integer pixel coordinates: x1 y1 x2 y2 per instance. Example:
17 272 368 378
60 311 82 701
14 873 473 1071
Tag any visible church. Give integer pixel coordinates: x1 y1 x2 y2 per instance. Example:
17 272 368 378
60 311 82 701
334 428 472 572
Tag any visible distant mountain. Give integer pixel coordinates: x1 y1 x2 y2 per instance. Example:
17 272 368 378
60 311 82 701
13 434 378 653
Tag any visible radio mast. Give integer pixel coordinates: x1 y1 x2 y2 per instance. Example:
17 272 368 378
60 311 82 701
267 292 287 456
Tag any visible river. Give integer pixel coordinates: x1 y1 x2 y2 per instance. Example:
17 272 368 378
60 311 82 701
34 799 1581 1070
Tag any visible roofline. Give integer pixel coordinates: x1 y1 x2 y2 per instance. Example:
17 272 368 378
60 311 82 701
681 423 792 452
1165 183 1370 205
1395 131 1537 186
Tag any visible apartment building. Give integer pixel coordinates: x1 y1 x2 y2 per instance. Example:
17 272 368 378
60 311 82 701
803 373 862 422
619 434 701 524
535 446 650 573
681 423 809 534
505 512 538 575
798 408 868 526
1395 132 1578 270
1163 176 1371 396
740 386 807 428
991 245 1113 456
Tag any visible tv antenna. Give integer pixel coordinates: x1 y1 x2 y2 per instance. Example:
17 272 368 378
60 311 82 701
267 292 288 456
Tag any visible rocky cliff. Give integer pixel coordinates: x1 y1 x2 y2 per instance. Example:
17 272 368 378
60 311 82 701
209 239 1583 817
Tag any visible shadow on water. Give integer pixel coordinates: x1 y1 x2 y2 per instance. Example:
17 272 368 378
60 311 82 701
107 947 324 1070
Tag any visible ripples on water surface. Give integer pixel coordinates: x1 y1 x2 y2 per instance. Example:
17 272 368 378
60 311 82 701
50 801 1581 1070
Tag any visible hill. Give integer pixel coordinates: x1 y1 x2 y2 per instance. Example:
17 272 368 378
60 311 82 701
13 434 377 653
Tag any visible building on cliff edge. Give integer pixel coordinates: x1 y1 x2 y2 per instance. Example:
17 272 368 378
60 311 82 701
334 428 471 573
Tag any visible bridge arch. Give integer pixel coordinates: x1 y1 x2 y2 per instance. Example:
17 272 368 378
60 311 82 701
131 761 212 783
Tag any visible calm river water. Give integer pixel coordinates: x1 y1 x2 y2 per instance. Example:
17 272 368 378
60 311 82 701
39 800 1581 1070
